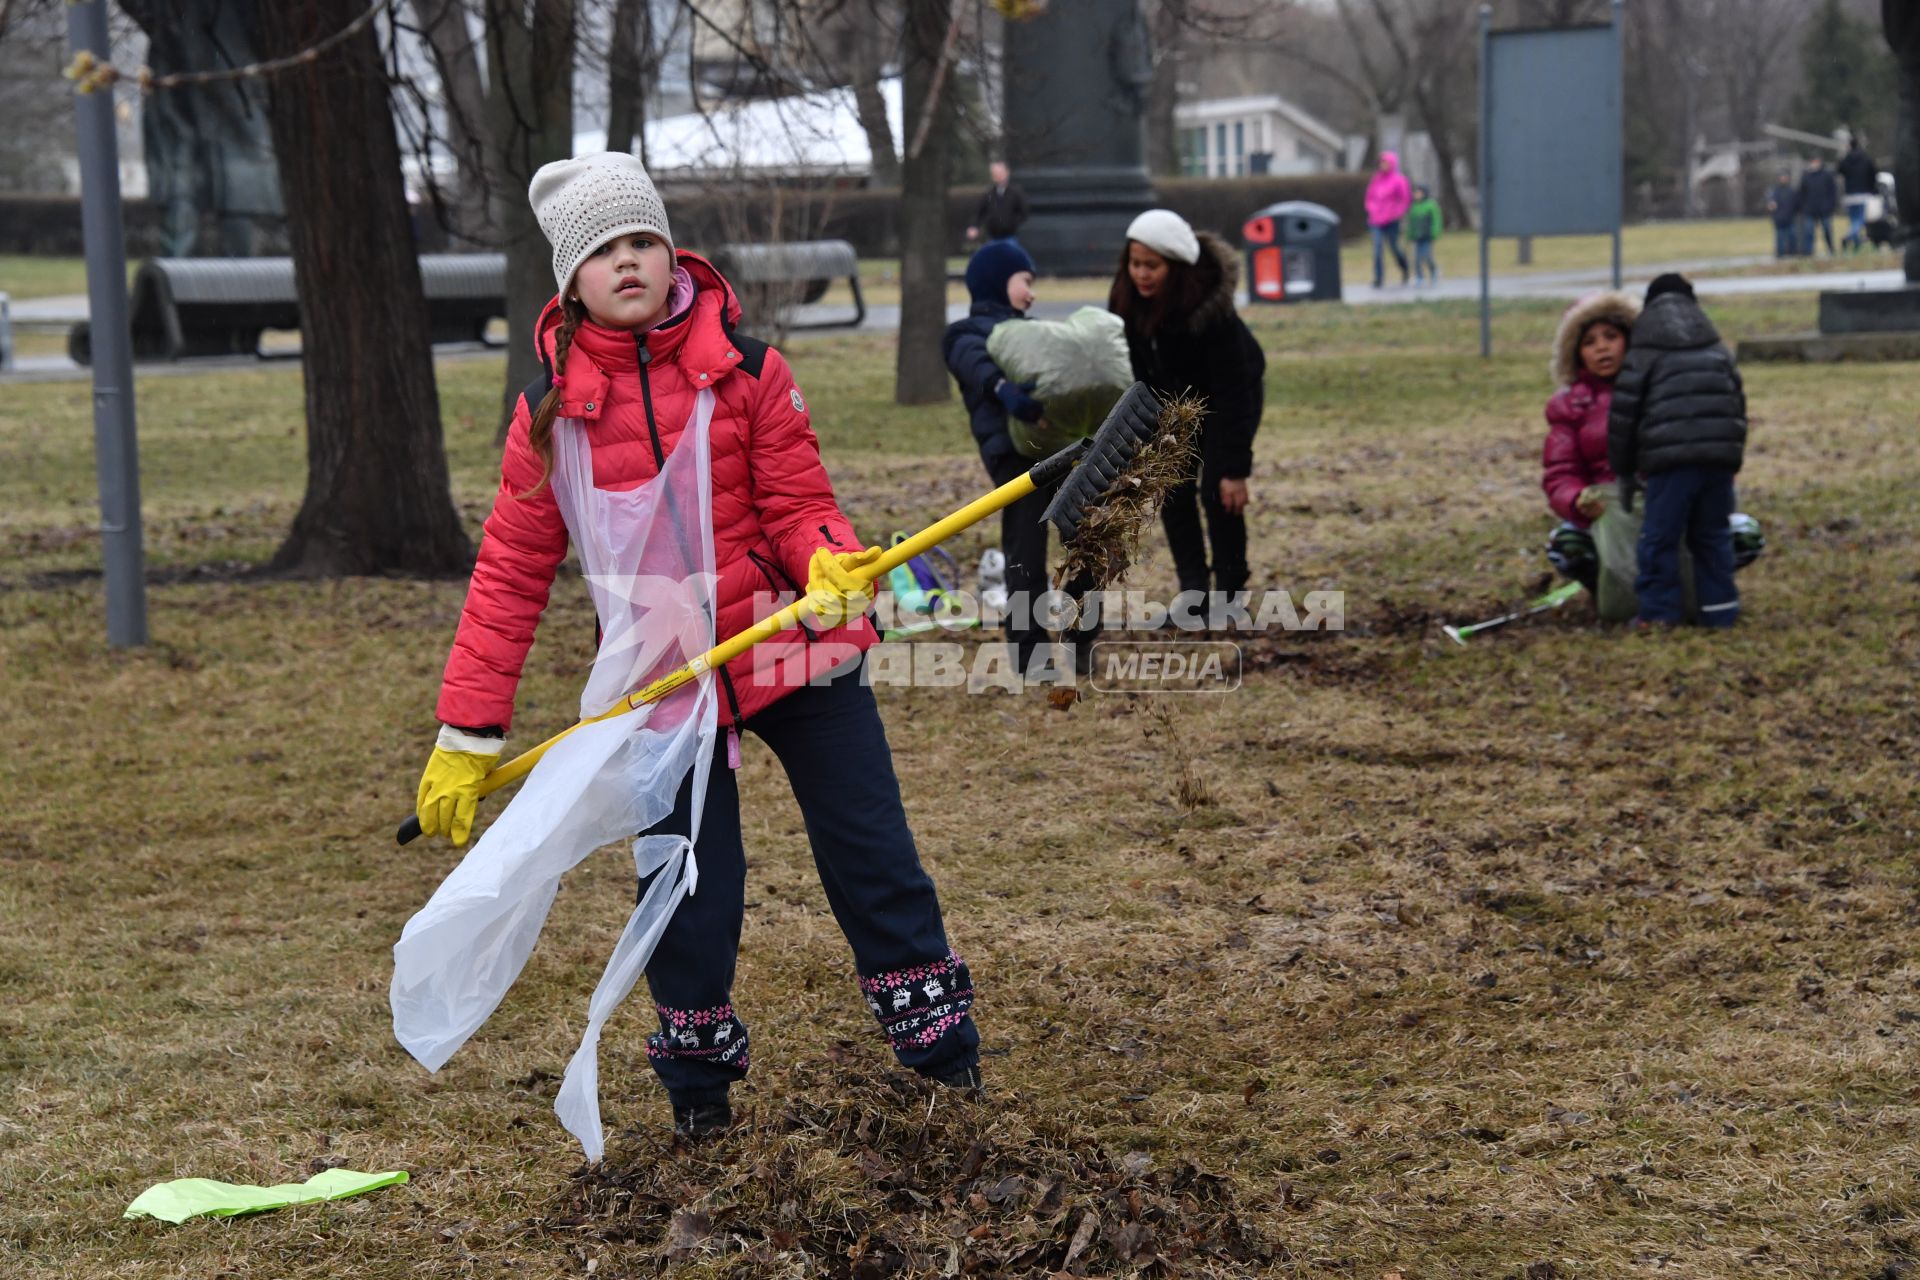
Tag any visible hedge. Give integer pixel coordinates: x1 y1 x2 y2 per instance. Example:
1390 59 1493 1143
2 173 1371 264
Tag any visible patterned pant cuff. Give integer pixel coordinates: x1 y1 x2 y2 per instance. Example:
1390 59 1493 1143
860 951 975 1052
646 1002 750 1072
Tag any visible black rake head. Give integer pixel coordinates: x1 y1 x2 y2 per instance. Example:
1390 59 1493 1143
1040 382 1167 543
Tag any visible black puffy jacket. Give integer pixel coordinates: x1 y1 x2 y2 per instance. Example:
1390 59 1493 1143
1798 167 1839 217
1117 233 1266 478
942 299 1025 468
1607 293 1746 502
1838 147 1877 196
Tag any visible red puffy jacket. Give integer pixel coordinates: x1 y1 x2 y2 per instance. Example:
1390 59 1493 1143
1541 370 1618 528
437 251 876 733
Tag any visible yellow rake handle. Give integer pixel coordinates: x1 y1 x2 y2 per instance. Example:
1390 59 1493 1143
395 465 1047 844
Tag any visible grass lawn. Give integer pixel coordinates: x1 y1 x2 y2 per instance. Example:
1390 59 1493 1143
0 255 137 301
1337 217 1812 286
2 295 1916 1278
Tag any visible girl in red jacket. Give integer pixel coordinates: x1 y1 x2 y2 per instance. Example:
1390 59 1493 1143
413 154 979 1138
1541 290 1639 592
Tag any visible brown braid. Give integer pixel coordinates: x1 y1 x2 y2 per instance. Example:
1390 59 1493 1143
515 298 586 499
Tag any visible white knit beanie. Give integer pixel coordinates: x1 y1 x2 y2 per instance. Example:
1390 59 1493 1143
1125 209 1200 265
529 152 674 294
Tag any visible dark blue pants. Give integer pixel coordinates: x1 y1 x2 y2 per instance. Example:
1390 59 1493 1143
1773 223 1796 258
1636 467 1739 626
1371 220 1407 285
638 661 978 1106
1800 214 1834 255
985 450 1094 670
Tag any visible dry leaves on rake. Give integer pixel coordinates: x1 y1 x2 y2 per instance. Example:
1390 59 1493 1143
541 1069 1274 1277
1055 395 1205 596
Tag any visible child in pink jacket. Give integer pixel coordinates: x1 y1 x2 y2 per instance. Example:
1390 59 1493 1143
1541 291 1639 592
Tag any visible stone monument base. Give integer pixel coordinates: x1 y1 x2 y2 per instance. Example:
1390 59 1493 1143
1738 285 1920 363
1010 167 1158 278
1819 287 1920 333
1738 329 1920 363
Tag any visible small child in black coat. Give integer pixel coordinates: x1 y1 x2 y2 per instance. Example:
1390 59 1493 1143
1608 274 1748 627
941 241 1073 674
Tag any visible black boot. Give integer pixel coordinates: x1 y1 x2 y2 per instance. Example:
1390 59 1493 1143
672 1099 732 1140
928 1063 983 1092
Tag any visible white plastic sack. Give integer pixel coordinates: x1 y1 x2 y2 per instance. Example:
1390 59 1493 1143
1592 479 1693 623
985 305 1132 458
392 391 719 1161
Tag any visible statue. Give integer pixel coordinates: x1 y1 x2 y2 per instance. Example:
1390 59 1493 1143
123 0 284 256
1001 0 1158 275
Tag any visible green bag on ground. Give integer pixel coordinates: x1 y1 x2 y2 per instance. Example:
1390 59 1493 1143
124 1168 409 1224
1591 481 1693 623
985 306 1132 459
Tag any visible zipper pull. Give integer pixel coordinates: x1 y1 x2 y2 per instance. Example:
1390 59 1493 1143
726 726 741 771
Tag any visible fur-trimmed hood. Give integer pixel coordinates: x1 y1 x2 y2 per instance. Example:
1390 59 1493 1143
1179 231 1241 335
1551 290 1641 387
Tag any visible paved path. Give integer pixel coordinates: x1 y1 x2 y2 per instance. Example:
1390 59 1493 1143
5 257 1909 384
788 255 1903 332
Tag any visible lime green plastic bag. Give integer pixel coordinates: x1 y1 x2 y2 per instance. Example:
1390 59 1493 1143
124 1168 409 1224
985 306 1132 459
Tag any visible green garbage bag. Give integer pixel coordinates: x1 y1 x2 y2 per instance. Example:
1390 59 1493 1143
125 1168 409 1224
985 306 1132 459
1591 481 1693 623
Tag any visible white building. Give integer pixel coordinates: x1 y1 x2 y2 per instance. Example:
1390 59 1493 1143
1175 94 1346 178
573 78 905 181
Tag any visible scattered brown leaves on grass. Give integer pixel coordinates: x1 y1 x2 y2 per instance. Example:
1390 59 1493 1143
5 299 1920 1280
549 1068 1274 1277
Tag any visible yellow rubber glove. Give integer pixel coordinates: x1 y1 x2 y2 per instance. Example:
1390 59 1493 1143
415 727 504 847
805 546 885 629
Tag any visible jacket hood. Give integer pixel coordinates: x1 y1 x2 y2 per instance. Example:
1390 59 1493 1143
534 249 742 370
1178 231 1241 335
1379 151 1400 173
1552 290 1641 386
1631 292 1723 353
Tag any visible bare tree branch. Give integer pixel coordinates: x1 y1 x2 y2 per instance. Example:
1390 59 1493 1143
906 8 962 161
65 0 393 94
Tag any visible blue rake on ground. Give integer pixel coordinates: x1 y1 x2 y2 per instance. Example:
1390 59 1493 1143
1442 580 1583 646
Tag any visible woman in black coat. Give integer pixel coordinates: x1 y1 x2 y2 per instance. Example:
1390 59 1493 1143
1108 209 1266 603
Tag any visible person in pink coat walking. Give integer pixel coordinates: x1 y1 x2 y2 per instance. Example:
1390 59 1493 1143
1365 151 1412 287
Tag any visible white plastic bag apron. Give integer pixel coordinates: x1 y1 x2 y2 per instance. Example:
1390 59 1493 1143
391 390 719 1162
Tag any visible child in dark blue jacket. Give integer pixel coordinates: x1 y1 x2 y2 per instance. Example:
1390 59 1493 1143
1608 274 1748 628
941 242 1082 674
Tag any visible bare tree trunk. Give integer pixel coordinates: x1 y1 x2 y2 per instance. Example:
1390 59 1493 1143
1411 79 1474 226
852 3 901 187
485 0 576 440
257 0 471 575
411 0 492 245
1145 0 1188 177
894 0 955 405
1889 0 1920 280
606 0 645 154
